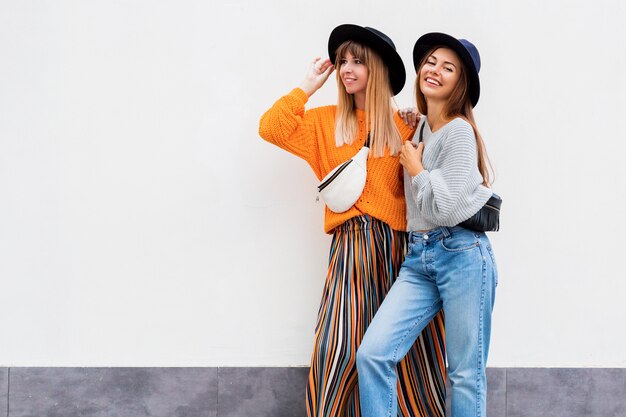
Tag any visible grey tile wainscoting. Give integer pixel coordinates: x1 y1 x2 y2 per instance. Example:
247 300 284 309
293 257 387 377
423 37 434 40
1 367 624 417
1 368 7 415
7 368 217 417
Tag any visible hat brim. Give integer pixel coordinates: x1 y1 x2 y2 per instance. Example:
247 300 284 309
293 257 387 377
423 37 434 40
328 24 406 96
412 32 480 107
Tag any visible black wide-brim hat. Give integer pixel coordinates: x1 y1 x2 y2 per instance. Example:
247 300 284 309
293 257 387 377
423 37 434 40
328 24 406 96
412 32 481 107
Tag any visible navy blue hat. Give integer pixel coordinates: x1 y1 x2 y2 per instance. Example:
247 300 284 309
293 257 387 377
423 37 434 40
328 24 406 96
413 33 481 107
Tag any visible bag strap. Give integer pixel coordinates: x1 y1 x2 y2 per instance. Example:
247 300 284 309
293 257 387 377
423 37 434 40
417 122 426 144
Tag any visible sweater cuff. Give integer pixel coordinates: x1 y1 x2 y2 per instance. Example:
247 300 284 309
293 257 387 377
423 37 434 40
290 88 310 105
412 170 430 190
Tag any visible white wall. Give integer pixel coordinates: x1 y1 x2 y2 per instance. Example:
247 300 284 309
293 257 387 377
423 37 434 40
0 0 624 367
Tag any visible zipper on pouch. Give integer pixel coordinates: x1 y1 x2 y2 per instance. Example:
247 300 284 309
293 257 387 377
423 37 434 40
317 159 353 192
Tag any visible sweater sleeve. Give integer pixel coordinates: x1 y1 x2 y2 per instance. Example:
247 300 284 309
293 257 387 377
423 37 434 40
258 88 319 164
410 121 480 225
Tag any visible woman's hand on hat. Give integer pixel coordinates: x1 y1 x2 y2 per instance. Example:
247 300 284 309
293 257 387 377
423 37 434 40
398 107 420 129
399 141 424 177
300 57 335 97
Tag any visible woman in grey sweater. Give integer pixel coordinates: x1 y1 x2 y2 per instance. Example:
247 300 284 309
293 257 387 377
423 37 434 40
356 32 498 417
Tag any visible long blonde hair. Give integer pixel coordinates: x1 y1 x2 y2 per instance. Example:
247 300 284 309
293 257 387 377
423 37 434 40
415 47 493 185
334 41 402 157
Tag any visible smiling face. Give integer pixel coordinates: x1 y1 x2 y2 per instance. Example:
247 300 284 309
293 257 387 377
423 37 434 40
419 47 462 103
339 51 369 97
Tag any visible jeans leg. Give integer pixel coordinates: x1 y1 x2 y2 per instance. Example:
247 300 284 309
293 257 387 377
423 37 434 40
356 246 442 417
436 231 497 417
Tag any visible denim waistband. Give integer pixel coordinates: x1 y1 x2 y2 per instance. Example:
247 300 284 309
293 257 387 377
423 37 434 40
408 226 468 243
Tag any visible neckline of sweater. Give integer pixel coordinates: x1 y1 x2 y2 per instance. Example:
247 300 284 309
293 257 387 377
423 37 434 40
423 117 463 135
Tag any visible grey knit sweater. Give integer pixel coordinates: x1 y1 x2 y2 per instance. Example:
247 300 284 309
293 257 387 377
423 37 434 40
405 117 492 231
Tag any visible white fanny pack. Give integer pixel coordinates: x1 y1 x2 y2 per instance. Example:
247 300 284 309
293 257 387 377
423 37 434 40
317 136 369 213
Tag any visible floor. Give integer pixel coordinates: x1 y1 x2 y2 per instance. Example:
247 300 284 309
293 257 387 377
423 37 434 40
1 367 624 416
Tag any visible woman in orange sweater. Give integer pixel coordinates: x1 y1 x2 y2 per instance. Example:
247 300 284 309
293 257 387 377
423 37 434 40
259 24 446 417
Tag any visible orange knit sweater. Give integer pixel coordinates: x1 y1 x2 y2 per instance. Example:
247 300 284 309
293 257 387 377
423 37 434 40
259 88 416 234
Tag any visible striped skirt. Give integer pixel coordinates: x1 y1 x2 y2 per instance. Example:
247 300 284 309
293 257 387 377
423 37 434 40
306 215 446 417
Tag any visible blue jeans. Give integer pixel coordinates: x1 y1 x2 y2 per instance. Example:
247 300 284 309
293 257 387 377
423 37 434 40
356 226 497 417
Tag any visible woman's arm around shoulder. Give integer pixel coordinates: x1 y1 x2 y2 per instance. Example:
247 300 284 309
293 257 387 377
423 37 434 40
394 107 419 140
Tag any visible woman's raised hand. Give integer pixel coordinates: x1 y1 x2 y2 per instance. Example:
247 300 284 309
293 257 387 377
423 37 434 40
398 107 420 129
300 57 335 97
